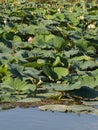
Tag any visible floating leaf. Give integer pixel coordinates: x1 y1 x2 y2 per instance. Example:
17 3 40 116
43 81 81 91
47 36 65 50
1 78 36 95
42 66 57 80
13 35 22 42
39 104 94 113
52 56 61 67
54 67 69 79
17 98 41 103
37 59 47 66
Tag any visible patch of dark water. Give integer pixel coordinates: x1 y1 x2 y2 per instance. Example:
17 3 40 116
0 108 98 130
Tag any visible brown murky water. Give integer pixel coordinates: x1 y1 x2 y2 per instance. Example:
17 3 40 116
0 108 98 130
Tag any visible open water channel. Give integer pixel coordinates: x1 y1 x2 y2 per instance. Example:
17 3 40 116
0 107 98 130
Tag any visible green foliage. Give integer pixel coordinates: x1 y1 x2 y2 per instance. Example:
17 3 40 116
54 67 69 79
0 0 98 101
1 78 36 94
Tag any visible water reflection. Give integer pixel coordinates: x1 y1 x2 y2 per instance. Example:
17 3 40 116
0 108 98 130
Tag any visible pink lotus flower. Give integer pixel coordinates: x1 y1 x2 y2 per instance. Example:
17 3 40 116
28 36 33 43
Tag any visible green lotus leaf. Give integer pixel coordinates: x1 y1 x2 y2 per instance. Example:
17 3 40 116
42 65 57 80
21 25 36 35
23 61 42 68
32 35 46 47
87 46 96 54
68 55 92 63
34 26 50 35
17 98 41 102
77 60 98 70
23 67 41 80
39 104 94 113
13 35 22 42
79 72 98 89
52 56 61 67
73 38 88 50
43 81 81 91
0 94 17 102
47 36 65 50
63 48 79 58
37 59 47 66
54 67 69 79
1 78 36 94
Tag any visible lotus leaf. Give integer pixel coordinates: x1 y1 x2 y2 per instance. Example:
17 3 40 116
54 67 69 79
39 104 94 113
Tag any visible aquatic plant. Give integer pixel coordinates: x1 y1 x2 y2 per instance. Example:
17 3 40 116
0 0 98 102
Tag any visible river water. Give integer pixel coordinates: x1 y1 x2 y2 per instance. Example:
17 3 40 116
0 107 98 130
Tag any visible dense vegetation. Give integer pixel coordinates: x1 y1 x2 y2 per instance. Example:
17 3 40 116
0 0 98 102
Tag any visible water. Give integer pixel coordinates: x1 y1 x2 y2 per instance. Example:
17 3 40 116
0 107 98 130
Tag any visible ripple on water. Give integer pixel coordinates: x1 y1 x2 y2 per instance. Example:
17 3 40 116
0 108 98 130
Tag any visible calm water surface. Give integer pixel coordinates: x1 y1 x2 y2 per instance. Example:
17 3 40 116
0 107 98 130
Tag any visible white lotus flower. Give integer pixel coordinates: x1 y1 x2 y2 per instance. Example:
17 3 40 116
88 24 96 29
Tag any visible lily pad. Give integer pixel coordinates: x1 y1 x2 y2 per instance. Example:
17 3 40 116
37 91 62 99
17 98 41 103
54 67 69 79
83 101 98 107
39 104 94 113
